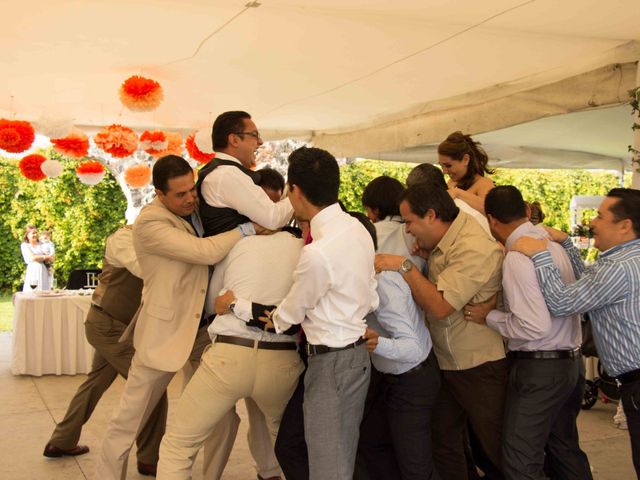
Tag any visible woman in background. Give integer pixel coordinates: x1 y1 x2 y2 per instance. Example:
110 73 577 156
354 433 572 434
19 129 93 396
438 131 494 214
21 225 53 291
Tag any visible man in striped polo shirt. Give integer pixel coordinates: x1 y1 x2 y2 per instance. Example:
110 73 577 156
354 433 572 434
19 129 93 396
513 188 640 479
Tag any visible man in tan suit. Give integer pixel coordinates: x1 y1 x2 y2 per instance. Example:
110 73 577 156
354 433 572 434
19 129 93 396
96 155 260 479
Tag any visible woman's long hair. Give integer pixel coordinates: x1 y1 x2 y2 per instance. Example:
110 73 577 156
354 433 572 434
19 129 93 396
438 131 493 190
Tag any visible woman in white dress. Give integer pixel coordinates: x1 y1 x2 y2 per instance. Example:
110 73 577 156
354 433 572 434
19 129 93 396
21 225 53 291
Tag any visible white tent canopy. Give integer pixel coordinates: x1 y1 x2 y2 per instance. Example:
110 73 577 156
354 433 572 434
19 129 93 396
2 0 639 160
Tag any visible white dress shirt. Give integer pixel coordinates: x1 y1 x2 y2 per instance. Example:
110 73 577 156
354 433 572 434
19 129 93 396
375 216 426 272
105 227 141 277
454 198 491 235
200 152 293 230
206 231 303 342
271 203 379 347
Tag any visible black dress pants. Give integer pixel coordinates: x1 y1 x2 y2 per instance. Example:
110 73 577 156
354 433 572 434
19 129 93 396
620 378 640 479
502 356 592 480
357 351 441 480
275 370 309 480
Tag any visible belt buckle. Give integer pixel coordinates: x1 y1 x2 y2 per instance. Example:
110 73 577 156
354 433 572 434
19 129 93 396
305 343 314 357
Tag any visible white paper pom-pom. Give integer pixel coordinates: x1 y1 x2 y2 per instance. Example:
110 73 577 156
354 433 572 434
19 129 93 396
194 128 213 153
41 159 64 178
77 171 105 185
35 115 75 139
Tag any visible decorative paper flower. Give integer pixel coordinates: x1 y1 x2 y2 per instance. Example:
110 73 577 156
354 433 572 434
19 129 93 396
119 75 164 112
94 124 138 158
0 119 35 153
76 160 106 185
140 130 168 155
124 164 152 188
186 133 215 164
35 115 74 139
151 131 183 158
194 128 212 153
19 154 47 181
51 130 89 158
41 159 64 178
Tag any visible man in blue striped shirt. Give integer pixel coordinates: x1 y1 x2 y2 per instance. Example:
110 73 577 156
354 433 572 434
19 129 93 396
512 188 640 478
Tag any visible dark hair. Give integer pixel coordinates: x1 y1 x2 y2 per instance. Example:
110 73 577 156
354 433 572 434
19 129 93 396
211 111 251 151
287 147 339 207
23 225 37 243
258 167 285 193
348 211 378 250
153 155 193 194
399 184 459 222
362 176 405 219
405 163 448 190
528 201 545 225
484 186 527 223
607 188 640 238
438 131 493 190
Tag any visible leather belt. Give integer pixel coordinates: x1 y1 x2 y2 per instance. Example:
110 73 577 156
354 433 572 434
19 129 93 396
507 348 581 360
215 334 297 351
616 368 640 385
384 357 430 379
305 337 366 357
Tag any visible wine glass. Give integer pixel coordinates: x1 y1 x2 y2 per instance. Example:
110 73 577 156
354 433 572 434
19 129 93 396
29 279 38 291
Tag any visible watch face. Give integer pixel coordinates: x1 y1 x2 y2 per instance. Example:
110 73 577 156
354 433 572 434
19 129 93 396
401 259 412 272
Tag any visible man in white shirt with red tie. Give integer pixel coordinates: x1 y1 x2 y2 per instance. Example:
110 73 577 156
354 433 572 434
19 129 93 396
262 147 379 480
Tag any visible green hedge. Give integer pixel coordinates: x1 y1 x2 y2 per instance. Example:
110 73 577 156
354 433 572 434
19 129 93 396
0 151 126 292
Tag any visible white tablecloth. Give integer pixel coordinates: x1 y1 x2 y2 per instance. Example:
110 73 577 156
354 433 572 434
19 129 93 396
11 292 94 376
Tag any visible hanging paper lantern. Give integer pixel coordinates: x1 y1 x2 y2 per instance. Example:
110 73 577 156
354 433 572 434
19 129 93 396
0 119 35 153
35 115 74 139
140 130 168 156
76 160 105 185
18 154 47 181
186 133 215 164
124 164 152 188
194 128 212 153
151 131 183 158
119 75 164 112
51 130 89 158
41 159 64 178
94 124 138 158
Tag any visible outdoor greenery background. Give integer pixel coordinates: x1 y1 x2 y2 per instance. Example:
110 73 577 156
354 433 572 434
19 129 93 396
0 154 630 331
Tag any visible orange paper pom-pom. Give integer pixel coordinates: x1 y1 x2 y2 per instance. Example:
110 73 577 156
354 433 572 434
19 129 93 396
151 131 183 158
119 75 164 112
94 124 139 158
186 133 215 164
76 160 105 174
0 119 35 153
140 130 168 155
19 154 47 181
51 130 89 158
124 164 152 188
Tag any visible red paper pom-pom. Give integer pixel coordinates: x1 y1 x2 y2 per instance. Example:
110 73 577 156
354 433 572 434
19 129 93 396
0 119 35 153
19 154 47 181
51 131 89 159
124 164 152 188
151 132 183 158
76 160 105 174
140 130 168 155
119 75 164 112
94 124 139 158
186 133 215 164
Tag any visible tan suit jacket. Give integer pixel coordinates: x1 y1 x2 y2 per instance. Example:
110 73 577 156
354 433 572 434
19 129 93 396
132 197 241 372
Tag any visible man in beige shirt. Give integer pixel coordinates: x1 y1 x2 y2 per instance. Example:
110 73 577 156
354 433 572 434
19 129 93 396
376 184 506 480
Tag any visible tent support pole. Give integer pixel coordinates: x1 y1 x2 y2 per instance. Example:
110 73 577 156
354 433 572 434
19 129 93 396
632 61 640 189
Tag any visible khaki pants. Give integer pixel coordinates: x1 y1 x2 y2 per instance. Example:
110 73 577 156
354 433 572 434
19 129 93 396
158 341 304 480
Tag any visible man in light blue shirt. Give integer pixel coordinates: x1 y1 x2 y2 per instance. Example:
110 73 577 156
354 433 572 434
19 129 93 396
513 188 640 478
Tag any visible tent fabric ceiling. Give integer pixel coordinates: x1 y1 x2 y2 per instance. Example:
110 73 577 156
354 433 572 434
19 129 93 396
2 0 639 160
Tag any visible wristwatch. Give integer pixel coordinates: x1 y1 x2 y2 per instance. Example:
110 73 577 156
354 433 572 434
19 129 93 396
398 258 414 274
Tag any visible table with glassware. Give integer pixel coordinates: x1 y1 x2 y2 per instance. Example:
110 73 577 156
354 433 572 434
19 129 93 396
11 290 95 376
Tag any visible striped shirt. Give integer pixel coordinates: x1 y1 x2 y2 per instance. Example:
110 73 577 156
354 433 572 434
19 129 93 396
531 238 640 377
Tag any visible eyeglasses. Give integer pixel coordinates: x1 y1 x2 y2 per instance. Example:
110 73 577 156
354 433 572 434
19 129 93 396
234 131 261 140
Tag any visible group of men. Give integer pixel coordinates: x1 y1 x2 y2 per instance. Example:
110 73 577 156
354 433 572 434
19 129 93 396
42 109 640 480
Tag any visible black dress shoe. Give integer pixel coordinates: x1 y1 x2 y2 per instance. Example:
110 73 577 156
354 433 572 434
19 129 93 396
43 442 90 458
137 461 157 477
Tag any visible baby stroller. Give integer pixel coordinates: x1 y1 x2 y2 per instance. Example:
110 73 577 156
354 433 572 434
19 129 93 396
581 314 620 410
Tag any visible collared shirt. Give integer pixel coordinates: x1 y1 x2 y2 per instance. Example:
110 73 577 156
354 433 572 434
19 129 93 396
104 227 141 277
427 211 505 370
205 231 303 343
367 271 431 374
200 152 293 230
375 216 426 272
532 237 640 377
486 222 581 351
272 203 379 347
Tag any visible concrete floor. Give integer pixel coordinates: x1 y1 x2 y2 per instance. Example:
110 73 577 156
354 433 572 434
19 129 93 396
0 331 635 479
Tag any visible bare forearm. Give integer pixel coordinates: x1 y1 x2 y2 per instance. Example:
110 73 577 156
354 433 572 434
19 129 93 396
402 269 454 320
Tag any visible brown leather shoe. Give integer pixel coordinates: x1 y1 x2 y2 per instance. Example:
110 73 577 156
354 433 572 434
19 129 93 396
43 442 90 458
137 461 157 477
